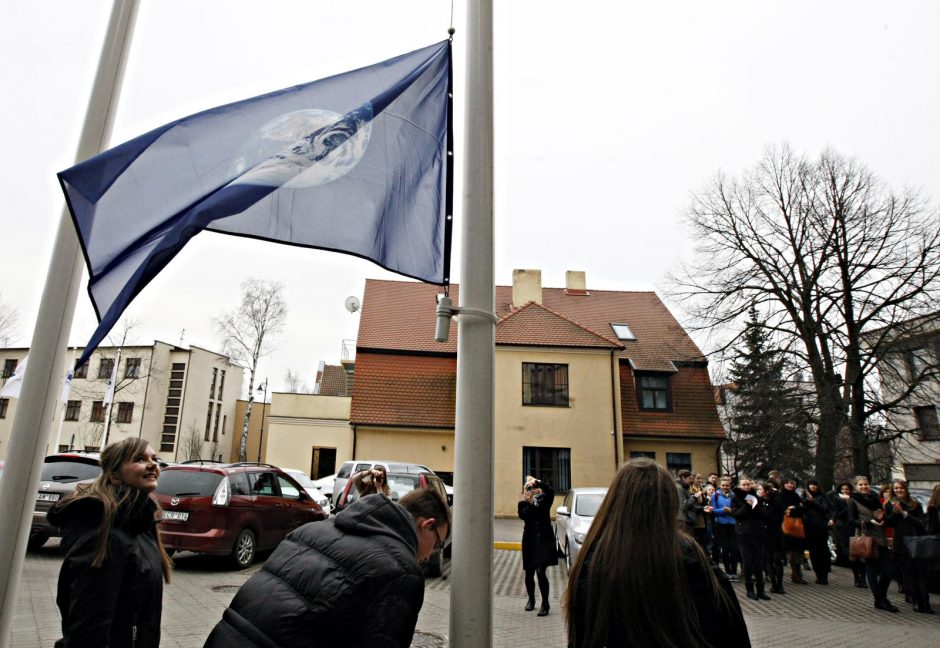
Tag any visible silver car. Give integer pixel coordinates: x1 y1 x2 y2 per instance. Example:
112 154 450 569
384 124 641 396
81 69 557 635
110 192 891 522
283 469 332 516
554 487 607 569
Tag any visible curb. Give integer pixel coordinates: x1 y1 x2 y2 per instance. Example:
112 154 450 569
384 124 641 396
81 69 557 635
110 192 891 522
494 541 522 551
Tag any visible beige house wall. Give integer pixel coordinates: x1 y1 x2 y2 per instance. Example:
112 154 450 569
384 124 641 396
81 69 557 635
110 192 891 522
494 347 619 517
622 437 720 476
353 426 454 475
263 393 353 475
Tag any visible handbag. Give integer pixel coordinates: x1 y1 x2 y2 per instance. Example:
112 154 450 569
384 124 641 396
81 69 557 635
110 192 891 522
903 535 940 561
781 515 805 539
849 532 877 561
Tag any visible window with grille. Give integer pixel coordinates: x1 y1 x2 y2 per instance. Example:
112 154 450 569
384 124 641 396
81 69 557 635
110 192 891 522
914 405 940 440
73 362 88 379
65 400 81 421
90 401 105 423
98 358 115 379
116 402 133 424
637 373 671 411
124 357 141 378
666 453 692 475
522 446 571 492
522 363 569 407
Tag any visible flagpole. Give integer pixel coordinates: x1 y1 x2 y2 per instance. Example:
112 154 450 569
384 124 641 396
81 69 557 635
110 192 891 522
449 0 495 646
0 2 139 644
102 346 122 448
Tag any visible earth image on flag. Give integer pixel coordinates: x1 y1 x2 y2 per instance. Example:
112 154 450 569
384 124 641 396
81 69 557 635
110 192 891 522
230 106 373 189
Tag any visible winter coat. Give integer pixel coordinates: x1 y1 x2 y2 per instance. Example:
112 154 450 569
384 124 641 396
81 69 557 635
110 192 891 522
204 494 425 648
884 498 927 559
928 505 940 535
778 488 804 552
48 493 164 648
676 480 698 527
801 489 832 531
829 492 854 547
571 541 751 648
730 489 766 542
518 481 559 570
761 493 786 551
848 491 888 548
711 490 736 526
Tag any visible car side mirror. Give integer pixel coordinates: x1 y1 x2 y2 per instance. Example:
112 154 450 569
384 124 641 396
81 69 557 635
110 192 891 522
298 491 310 501
556 506 570 517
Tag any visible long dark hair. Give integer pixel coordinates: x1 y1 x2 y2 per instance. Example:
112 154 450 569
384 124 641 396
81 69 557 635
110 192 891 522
563 458 725 648
63 437 172 582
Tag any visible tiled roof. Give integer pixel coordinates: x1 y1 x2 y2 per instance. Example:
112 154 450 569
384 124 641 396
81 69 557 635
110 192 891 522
357 279 703 370
619 365 725 439
317 365 348 396
349 352 456 428
496 302 622 349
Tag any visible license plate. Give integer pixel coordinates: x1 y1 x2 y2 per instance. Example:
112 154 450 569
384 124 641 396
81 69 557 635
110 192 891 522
37 493 60 502
162 511 189 522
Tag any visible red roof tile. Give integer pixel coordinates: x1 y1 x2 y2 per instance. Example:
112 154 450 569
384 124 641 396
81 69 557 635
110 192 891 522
357 279 703 370
496 302 622 349
317 365 348 396
620 365 725 439
350 353 456 428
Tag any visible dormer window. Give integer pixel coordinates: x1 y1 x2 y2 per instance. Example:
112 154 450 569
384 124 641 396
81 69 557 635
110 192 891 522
611 323 636 341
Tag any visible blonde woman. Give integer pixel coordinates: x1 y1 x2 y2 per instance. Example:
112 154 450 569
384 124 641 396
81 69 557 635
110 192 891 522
48 438 172 647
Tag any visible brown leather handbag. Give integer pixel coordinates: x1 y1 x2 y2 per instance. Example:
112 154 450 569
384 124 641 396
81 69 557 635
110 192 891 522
849 532 878 561
781 515 805 539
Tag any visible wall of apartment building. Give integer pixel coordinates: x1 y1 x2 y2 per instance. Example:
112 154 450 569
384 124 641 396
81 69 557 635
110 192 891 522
263 393 353 476
0 344 241 461
494 346 619 517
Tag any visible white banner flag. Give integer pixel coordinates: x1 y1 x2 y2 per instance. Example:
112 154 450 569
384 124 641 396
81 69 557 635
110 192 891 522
103 360 117 405
0 355 28 399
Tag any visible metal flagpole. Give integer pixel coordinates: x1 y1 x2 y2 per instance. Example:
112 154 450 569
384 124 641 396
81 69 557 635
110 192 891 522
449 0 495 645
0 2 140 644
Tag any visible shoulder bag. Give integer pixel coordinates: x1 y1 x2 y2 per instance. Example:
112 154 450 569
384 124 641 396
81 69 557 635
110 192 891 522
849 530 877 561
781 515 805 539
903 534 940 561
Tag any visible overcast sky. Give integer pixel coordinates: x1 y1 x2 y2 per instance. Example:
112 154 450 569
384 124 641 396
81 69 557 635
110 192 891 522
2 1 939 395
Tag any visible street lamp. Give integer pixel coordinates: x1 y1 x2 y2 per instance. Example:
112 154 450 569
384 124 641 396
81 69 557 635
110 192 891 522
256 379 268 463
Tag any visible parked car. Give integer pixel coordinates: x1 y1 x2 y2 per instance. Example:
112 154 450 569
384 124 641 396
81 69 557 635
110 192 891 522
335 470 451 576
312 472 336 493
331 460 432 506
282 468 332 515
554 487 607 569
30 452 102 549
153 462 326 569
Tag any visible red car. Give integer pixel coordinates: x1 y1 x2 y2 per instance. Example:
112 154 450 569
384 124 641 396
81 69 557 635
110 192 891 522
154 462 326 569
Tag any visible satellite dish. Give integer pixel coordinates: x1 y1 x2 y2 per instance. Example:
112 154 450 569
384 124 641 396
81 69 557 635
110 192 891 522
345 296 361 313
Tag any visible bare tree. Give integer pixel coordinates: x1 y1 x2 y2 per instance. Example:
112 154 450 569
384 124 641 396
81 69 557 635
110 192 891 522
214 278 287 461
181 423 205 462
284 368 311 394
0 292 17 347
671 144 940 487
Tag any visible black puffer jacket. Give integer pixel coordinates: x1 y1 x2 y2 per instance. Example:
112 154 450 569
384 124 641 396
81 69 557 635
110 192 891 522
204 494 425 648
518 481 558 570
730 488 767 541
48 493 164 648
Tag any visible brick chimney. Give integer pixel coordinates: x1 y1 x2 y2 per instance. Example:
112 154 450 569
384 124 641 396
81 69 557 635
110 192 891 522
512 269 542 307
565 270 588 295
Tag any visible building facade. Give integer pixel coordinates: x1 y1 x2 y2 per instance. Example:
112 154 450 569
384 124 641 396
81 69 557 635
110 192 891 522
0 342 243 462
347 269 725 516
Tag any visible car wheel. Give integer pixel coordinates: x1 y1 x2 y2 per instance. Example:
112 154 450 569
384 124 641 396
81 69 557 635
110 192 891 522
27 533 49 551
230 529 256 570
424 549 443 578
565 540 572 571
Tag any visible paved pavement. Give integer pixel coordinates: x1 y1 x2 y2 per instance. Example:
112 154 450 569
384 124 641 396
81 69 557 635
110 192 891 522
13 523 940 647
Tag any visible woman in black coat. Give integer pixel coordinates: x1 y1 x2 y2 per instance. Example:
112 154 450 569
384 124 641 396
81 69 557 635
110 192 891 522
48 438 172 648
848 475 897 612
802 479 833 584
518 476 558 616
760 482 787 594
779 478 807 584
831 480 866 587
884 479 933 613
731 478 770 601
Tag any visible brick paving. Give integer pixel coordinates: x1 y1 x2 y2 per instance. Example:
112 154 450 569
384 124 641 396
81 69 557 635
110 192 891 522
13 539 940 647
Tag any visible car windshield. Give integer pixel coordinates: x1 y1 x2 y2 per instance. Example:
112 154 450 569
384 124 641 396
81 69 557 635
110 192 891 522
386 474 421 499
575 494 605 517
336 463 354 479
155 470 223 497
286 471 314 487
40 459 101 483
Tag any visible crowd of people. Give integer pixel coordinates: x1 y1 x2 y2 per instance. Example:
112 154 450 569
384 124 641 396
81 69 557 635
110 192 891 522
674 468 940 614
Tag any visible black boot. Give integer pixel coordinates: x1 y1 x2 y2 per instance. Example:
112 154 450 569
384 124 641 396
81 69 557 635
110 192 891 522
524 597 535 612
537 601 550 617
746 583 758 600
756 581 771 601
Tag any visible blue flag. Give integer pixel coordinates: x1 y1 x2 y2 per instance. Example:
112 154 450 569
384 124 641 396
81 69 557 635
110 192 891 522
60 41 453 368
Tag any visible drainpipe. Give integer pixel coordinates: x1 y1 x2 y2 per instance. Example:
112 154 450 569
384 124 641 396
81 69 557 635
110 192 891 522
610 351 621 470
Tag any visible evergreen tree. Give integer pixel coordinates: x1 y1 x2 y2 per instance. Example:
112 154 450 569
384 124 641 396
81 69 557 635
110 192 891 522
727 307 813 481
